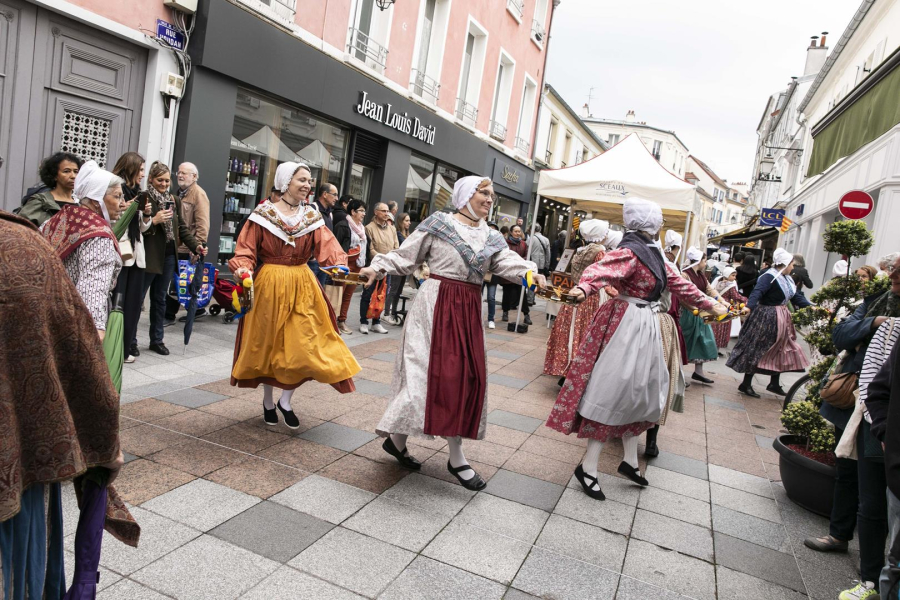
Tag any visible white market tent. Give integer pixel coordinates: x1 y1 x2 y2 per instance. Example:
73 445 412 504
536 133 696 234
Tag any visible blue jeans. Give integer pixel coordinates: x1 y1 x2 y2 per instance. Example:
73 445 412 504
359 281 381 325
142 252 176 345
308 258 331 287
483 282 497 322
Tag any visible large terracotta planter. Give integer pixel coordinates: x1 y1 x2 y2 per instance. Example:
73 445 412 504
773 434 836 517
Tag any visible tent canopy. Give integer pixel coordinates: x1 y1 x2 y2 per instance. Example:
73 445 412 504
537 134 696 231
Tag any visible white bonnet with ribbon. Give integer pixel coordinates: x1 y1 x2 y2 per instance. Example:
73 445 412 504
75 160 119 222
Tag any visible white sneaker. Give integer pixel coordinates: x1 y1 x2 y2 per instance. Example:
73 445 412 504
839 581 879 600
124 355 136 363
371 324 389 334
359 324 369 334
488 321 496 329
382 314 400 326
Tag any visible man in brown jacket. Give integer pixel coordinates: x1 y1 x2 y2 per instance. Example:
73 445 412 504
359 202 399 334
166 162 210 322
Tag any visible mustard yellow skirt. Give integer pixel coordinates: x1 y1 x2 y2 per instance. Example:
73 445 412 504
231 264 360 391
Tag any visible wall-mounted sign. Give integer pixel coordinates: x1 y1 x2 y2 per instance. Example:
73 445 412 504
156 19 185 51
491 158 527 193
356 91 435 145
759 208 785 227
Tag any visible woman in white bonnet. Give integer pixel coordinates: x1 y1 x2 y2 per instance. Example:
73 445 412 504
727 247 811 397
359 175 544 490
710 266 747 349
547 197 726 500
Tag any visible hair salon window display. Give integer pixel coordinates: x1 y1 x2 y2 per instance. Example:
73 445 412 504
229 162 361 429
358 176 545 490
546 198 727 501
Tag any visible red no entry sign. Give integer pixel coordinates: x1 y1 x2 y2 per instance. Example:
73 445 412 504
838 190 873 220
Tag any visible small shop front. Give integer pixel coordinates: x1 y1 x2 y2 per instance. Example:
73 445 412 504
174 0 535 269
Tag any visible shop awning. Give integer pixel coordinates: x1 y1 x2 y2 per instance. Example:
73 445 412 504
807 46 900 176
710 226 779 246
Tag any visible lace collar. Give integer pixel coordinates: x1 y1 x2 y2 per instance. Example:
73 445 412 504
248 200 324 246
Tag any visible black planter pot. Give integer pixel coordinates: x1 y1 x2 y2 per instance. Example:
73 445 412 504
773 434 836 517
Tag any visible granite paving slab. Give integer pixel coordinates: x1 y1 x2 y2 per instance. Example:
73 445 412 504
712 504 792 553
368 352 397 363
622 539 716 600
704 395 746 411
713 532 805 592
631 509 714 561
716 565 809 600
381 472 475 516
298 422 378 452
241 567 365 599
553 488 636 536
646 450 709 480
96 579 172 600
455 493 549 544
484 469 564 512
485 410 544 433
708 464 774 499
614 576 690 599
487 349 525 360
342 496 451 551
637 486 711 528
535 514 628 571
644 465 710 502
566 472 642 507
155 387 228 408
379 556 507 600
269 474 376 524
487 373 531 389
351 379 393 397
140 478 260 532
710 482 782 523
511 547 620 600
422 520 532 585
98 506 200 575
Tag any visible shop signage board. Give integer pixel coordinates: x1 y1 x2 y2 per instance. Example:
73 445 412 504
491 158 528 194
156 19 185 51
759 208 785 227
356 91 436 145
838 190 874 220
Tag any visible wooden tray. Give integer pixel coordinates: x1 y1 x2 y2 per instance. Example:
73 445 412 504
535 286 580 306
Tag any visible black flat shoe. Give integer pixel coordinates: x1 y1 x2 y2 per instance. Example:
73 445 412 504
691 373 714 385
766 384 787 396
276 402 300 429
644 440 659 457
263 406 278 426
738 384 761 398
617 461 649 487
129 344 140 357
149 342 170 356
382 437 422 470
447 461 486 491
574 464 605 500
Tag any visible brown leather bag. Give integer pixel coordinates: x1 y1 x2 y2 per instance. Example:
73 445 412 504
820 371 858 410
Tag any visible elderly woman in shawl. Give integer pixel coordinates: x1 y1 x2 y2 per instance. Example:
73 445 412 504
230 161 360 430
727 248 811 398
1 211 137 600
543 219 618 382
547 198 726 501
359 176 544 490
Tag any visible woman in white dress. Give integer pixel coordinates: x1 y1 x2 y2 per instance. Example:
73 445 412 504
359 176 545 490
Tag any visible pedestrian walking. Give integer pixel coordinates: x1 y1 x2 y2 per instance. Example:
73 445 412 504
17 152 83 227
680 246 722 384
111 151 148 363
138 162 204 355
229 161 360 429
309 182 339 287
165 162 210 323
497 224 531 324
360 202 399 334
530 223 551 276
727 248 811 398
383 212 411 326
334 198 366 335
546 198 725 501
359 175 542 490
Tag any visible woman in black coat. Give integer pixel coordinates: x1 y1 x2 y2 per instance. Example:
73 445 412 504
736 254 759 297
791 254 814 290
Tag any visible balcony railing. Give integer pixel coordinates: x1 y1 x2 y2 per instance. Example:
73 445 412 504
531 19 546 43
489 119 507 142
235 0 296 27
507 0 525 20
348 27 388 73
410 68 440 104
515 136 530 155
456 98 478 127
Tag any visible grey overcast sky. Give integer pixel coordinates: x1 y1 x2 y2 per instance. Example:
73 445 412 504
546 0 861 185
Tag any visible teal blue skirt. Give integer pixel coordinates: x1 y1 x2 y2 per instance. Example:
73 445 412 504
680 307 718 363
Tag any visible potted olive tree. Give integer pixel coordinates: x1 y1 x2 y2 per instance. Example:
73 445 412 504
774 220 876 516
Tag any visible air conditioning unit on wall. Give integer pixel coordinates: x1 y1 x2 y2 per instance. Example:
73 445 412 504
164 0 197 14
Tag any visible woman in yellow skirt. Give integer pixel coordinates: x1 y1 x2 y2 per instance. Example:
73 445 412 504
230 162 360 428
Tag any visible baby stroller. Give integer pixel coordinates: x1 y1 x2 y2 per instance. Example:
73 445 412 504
209 277 240 323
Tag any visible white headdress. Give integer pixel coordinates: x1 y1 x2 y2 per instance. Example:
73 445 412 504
579 219 609 244
274 161 311 194
685 246 704 268
664 230 682 251
74 160 118 222
832 259 849 278
605 230 623 250
451 175 491 222
773 248 794 268
622 197 663 234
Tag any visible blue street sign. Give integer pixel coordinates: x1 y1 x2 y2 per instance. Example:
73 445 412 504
156 19 185 51
760 208 785 227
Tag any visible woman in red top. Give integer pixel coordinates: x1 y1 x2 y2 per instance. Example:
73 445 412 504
496 224 530 324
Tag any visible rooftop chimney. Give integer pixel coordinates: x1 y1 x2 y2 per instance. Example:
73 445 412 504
625 109 635 122
804 32 828 77
582 103 591 118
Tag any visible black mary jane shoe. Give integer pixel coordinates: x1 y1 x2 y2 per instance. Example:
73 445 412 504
738 384 761 398
691 372 714 385
766 384 787 396
447 461 487 491
276 402 300 429
382 437 422 470
574 464 606 500
617 461 649 487
263 406 278 426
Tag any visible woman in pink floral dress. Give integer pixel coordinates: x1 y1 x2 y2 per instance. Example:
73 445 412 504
711 267 747 348
547 198 725 501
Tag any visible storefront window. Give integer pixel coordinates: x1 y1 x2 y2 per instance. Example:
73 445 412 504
431 164 464 214
406 153 436 227
220 88 349 262
493 195 521 230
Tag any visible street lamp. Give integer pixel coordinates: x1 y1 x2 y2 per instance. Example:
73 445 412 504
757 153 780 182
375 0 395 9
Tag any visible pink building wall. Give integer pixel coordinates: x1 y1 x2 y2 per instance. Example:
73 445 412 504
67 0 169 33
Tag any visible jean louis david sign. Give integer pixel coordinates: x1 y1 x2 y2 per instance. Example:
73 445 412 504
356 91 436 146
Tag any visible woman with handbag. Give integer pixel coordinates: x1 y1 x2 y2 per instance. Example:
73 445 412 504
726 248 811 398
334 198 367 335
230 162 360 429
804 253 900 567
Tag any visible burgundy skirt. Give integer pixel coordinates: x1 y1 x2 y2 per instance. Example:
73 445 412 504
424 275 487 439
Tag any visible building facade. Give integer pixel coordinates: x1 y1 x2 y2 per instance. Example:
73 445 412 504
749 0 900 288
582 111 689 178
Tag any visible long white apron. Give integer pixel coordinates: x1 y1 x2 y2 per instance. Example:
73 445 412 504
577 296 669 426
